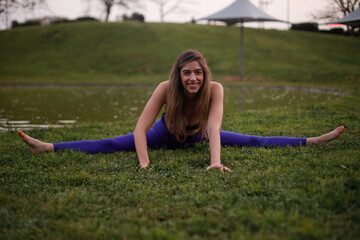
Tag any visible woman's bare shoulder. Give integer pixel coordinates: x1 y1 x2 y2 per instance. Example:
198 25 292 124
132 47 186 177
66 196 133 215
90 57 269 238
210 81 224 93
158 80 169 88
155 81 168 93
151 81 169 102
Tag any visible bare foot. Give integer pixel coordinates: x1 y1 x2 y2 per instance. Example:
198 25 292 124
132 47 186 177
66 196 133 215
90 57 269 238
306 126 345 146
18 130 54 154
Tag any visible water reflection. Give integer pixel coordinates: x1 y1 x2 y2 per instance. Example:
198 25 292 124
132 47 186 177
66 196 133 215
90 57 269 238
0 85 344 132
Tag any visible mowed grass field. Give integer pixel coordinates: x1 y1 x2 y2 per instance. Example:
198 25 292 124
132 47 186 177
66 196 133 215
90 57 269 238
0 21 359 86
0 22 359 239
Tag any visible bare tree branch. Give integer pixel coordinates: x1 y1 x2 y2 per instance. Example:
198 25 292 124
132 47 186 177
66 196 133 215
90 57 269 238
312 0 359 35
312 0 359 21
0 0 46 12
149 0 195 22
164 0 181 16
99 0 139 22
0 0 46 29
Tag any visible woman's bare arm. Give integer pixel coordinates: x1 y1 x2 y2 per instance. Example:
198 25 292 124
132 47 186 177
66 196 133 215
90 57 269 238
134 81 168 168
206 82 231 172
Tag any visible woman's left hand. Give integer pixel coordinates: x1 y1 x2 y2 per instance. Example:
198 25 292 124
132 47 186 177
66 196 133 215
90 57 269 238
206 164 232 172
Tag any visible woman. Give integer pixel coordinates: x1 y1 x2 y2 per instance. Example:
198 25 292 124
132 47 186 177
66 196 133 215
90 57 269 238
18 49 345 172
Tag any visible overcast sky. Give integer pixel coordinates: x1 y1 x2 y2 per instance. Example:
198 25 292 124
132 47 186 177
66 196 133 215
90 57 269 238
2 0 331 30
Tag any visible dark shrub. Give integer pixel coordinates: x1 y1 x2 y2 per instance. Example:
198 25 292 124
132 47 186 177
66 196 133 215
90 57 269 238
75 16 99 22
11 19 41 28
291 22 319 32
11 20 19 28
330 28 345 35
123 12 145 23
22 19 41 27
51 18 73 25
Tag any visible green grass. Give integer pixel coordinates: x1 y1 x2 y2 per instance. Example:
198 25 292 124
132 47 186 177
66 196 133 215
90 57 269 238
0 22 359 87
1 95 359 239
0 22 360 239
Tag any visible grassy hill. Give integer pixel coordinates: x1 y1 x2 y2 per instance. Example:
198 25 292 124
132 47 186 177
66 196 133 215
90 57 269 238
0 21 359 87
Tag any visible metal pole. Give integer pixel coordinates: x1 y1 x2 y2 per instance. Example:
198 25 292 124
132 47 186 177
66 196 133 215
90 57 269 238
287 0 290 30
240 21 244 79
239 86 244 112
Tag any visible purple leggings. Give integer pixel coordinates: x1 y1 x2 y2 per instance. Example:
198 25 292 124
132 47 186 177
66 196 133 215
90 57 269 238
54 114 306 153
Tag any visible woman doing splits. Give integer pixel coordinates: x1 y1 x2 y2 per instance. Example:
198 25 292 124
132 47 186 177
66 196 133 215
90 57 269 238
18 49 345 172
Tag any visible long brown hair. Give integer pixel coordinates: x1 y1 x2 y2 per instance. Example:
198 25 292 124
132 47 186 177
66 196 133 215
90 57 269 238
165 49 212 142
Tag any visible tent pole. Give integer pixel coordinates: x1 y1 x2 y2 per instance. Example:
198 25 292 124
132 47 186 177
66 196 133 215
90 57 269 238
240 21 244 79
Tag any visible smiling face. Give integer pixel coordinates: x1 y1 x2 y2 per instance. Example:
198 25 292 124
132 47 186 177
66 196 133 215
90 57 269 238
180 60 204 98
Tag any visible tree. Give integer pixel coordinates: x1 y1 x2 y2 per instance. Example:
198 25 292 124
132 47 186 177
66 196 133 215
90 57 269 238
99 0 138 22
82 0 92 16
333 0 359 16
0 0 46 15
149 0 194 22
313 0 360 34
0 0 46 29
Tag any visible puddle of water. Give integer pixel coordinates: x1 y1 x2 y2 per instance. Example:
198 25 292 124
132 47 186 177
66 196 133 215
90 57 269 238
0 85 343 132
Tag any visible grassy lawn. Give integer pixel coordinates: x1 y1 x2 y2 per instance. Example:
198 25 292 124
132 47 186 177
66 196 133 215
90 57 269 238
0 22 359 239
1 22 359 87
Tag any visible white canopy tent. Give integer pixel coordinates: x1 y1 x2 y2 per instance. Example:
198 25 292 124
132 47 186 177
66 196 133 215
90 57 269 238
329 7 360 28
200 0 285 78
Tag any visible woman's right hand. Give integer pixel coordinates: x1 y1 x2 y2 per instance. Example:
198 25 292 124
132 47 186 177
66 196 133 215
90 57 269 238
134 81 168 171
140 160 150 169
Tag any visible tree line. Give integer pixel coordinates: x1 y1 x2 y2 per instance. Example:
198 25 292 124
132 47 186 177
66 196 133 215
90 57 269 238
0 0 192 28
1 0 359 32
